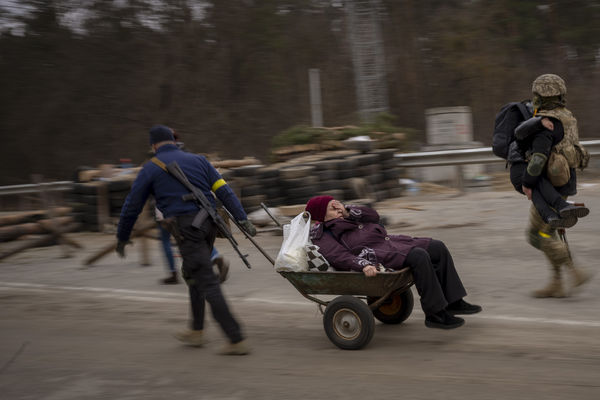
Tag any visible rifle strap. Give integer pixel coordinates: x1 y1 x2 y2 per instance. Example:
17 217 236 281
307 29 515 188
150 156 217 226
151 157 205 206
150 157 167 171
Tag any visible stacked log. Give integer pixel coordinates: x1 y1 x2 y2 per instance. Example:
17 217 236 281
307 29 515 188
0 208 80 261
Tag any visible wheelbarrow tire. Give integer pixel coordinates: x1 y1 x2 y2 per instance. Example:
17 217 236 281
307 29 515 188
368 289 414 325
323 295 375 350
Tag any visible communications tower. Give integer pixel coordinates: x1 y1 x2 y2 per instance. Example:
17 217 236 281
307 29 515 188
345 0 389 122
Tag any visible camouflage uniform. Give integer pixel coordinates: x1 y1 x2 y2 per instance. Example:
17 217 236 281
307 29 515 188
526 74 591 298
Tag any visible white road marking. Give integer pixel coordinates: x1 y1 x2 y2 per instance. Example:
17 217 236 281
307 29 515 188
469 314 600 327
1 281 599 328
0 281 310 307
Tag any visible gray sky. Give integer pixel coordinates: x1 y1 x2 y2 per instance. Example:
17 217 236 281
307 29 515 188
0 0 211 36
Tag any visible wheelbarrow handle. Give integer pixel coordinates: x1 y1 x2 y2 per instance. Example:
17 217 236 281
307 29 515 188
260 202 283 228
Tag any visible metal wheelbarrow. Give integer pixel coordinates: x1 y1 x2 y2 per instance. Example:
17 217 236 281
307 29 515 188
238 205 415 350
278 268 414 350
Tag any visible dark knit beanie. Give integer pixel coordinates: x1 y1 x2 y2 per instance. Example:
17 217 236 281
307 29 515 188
305 195 334 222
149 125 175 145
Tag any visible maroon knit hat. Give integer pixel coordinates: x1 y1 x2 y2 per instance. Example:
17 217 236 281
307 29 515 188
305 195 334 222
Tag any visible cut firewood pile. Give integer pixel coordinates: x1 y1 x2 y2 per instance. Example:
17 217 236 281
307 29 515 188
0 207 81 261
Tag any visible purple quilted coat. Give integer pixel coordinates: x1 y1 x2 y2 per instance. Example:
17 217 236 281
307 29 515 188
309 205 431 272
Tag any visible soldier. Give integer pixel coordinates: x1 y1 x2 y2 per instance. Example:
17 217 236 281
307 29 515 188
524 74 592 298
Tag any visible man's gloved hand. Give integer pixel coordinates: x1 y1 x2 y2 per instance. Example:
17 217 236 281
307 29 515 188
238 220 257 237
116 240 131 258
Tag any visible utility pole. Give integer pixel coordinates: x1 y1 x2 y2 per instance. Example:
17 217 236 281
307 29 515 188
345 0 389 123
308 68 324 127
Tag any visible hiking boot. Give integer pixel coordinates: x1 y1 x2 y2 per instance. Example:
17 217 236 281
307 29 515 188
161 272 179 285
559 204 589 219
213 255 230 284
547 215 577 229
174 329 205 347
531 278 566 298
219 340 250 355
425 310 465 330
446 299 482 315
569 267 593 288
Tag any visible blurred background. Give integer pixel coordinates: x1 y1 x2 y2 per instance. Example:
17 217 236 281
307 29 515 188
1 0 599 184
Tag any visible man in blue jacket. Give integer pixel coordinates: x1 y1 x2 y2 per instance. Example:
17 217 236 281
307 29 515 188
116 125 256 355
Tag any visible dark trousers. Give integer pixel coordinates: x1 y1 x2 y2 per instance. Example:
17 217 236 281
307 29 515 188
176 215 243 344
530 130 554 156
403 239 467 315
510 162 569 222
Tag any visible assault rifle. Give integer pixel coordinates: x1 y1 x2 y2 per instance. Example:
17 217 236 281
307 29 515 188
162 160 252 269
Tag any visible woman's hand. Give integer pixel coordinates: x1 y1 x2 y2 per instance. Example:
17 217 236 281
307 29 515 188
331 199 349 218
363 265 377 277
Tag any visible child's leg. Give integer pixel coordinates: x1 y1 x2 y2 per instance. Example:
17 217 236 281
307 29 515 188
536 176 570 211
533 177 588 227
536 176 589 219
530 130 554 156
526 131 554 179
513 162 562 224
531 187 560 223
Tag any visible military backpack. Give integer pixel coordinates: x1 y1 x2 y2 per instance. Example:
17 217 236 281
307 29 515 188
492 101 533 160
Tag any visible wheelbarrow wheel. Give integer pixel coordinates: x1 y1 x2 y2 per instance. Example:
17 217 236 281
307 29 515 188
368 289 414 325
323 295 375 350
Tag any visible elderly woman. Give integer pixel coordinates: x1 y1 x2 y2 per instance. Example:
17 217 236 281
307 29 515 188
305 195 481 330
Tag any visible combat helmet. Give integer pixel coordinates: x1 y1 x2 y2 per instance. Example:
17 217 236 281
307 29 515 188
532 74 567 97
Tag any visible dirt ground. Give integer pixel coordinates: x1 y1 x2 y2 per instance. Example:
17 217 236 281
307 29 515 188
1 171 599 400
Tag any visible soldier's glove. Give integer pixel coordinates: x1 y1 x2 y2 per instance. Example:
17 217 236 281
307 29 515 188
238 220 257 237
116 240 131 258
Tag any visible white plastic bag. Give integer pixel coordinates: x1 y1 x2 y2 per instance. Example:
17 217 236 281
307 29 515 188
274 212 311 272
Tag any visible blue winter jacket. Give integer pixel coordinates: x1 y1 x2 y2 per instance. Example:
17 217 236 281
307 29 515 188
117 144 247 242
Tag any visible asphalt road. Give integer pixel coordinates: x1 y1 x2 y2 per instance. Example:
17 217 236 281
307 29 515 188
1 176 599 400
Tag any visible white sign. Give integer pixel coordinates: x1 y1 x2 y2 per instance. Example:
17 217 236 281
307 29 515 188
425 106 473 145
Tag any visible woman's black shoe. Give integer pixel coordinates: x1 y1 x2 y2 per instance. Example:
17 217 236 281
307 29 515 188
446 299 482 315
425 310 464 329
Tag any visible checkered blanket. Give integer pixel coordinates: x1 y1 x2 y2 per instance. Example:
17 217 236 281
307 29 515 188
305 244 331 271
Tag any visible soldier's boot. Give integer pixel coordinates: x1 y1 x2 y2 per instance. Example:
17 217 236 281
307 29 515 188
531 277 566 298
571 268 593 287
219 340 251 356
531 267 566 298
174 329 205 347
565 262 593 289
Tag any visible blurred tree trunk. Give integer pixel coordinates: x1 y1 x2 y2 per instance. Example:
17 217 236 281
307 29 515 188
0 0 598 184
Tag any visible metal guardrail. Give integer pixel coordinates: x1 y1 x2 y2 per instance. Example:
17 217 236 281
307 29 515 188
0 181 74 197
1 140 599 197
395 139 600 168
